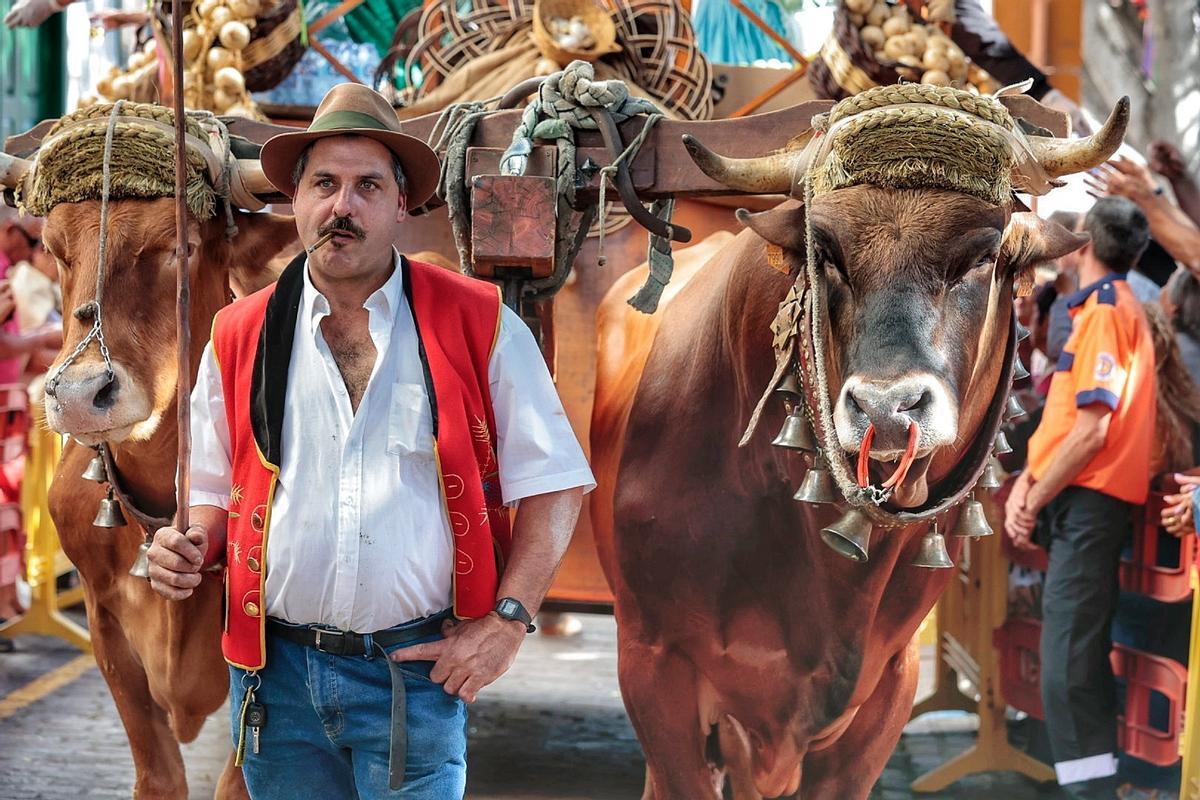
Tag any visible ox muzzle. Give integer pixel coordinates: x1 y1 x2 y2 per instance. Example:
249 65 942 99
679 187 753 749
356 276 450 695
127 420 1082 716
44 360 153 445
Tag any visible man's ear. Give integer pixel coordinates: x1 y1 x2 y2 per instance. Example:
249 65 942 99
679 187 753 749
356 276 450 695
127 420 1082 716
735 198 806 253
1001 211 1089 281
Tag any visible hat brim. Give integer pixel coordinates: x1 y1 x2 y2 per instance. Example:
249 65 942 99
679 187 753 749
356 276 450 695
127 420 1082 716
259 127 440 208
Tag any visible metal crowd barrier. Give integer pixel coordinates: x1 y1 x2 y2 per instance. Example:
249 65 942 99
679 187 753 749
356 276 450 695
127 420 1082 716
0 389 89 652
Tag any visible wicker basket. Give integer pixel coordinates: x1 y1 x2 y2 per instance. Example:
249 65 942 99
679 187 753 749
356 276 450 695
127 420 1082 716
242 0 306 92
808 6 900 101
532 0 621 66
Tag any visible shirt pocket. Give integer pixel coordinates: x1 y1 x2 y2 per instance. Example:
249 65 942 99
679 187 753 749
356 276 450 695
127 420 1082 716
387 381 434 460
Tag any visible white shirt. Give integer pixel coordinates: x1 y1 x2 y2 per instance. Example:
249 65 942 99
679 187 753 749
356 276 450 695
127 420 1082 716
188 251 595 632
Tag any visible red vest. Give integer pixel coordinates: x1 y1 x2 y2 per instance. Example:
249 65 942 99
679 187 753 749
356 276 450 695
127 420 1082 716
211 255 511 670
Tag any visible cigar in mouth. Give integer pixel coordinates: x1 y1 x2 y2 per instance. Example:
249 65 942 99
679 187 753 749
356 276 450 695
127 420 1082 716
306 231 337 254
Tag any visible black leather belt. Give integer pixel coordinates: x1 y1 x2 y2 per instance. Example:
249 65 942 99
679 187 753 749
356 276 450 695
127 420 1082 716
266 616 443 656
266 616 445 789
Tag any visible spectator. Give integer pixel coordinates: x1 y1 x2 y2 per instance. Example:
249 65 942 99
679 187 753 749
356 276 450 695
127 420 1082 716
1142 302 1200 475
1088 156 1200 273
1046 211 1083 363
1004 197 1157 800
1148 140 1200 227
0 208 60 365
1162 268 1200 385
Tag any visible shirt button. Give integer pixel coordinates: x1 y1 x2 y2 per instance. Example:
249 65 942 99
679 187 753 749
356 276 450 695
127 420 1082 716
244 600 260 617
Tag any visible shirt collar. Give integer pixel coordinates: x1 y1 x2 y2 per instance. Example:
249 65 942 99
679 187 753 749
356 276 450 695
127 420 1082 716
303 247 405 335
1066 271 1125 310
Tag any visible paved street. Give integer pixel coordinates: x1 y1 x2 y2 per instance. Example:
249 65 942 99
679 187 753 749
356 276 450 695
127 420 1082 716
0 615 1077 799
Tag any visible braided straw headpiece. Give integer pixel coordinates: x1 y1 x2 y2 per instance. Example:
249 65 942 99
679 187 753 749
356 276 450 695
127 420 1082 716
21 103 219 220
809 84 1018 206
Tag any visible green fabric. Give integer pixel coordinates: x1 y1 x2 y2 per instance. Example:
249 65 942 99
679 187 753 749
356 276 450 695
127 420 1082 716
310 110 393 133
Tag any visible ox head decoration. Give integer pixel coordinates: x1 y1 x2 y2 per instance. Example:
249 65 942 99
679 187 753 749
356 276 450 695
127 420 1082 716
685 84 1128 562
0 103 292 450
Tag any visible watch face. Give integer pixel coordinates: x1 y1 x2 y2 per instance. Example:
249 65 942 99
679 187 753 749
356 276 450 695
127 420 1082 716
498 599 516 616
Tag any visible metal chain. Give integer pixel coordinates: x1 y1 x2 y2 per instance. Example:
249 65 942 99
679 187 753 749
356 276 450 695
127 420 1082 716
46 100 124 396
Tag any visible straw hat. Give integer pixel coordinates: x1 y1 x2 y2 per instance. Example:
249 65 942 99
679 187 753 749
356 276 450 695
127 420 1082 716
259 83 440 205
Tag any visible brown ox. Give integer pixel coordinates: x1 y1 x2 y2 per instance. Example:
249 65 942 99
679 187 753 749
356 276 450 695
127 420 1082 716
591 100 1128 798
18 183 295 797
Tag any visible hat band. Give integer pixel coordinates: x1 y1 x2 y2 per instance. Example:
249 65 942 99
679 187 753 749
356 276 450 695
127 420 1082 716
309 110 395 134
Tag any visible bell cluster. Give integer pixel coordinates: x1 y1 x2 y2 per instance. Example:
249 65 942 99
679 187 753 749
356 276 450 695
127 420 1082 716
82 445 153 578
771 319 1032 569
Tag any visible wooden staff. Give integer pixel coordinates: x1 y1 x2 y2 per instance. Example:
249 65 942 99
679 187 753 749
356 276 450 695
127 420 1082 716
169 0 191 537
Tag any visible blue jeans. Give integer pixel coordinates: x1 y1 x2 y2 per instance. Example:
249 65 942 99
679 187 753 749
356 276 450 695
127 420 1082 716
228 614 467 799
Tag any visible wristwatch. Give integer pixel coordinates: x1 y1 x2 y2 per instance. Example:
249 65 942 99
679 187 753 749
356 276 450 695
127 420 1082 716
494 597 536 633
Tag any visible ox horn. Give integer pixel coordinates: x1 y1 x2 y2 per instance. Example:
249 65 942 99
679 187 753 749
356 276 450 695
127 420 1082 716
0 151 33 191
1026 97 1130 179
682 134 808 195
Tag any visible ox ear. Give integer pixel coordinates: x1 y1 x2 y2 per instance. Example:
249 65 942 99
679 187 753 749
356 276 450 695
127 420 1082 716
736 199 807 256
1000 211 1088 280
211 212 300 297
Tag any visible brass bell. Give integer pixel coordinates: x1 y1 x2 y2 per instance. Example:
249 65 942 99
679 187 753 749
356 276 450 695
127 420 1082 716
1016 321 1031 342
1005 395 1025 421
772 408 817 451
93 488 127 529
793 464 838 504
82 452 108 483
977 458 1004 491
774 371 802 402
1013 358 1030 381
952 495 994 538
128 540 152 578
821 508 873 562
994 431 1014 456
912 522 954 569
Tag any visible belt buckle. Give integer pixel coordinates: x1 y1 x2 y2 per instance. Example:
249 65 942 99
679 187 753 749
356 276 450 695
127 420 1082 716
313 627 348 655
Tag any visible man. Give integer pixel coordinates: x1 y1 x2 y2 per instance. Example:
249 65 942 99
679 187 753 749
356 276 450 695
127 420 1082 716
1005 197 1157 800
145 83 593 798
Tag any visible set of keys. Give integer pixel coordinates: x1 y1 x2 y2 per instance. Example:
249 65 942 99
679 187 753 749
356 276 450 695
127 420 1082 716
235 683 268 764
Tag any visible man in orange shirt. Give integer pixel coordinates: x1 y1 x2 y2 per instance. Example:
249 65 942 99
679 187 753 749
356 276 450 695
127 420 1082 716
1005 197 1157 799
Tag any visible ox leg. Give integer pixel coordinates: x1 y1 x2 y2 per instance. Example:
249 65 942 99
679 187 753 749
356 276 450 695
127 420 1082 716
214 751 250 800
618 638 720 800
798 640 920 800
88 603 188 798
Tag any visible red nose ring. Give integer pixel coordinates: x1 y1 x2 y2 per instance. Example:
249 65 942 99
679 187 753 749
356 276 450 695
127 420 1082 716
857 421 922 491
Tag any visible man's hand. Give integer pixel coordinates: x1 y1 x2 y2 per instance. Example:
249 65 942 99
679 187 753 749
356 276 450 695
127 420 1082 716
390 613 526 703
1085 157 1161 205
1149 141 1188 182
147 524 207 600
4 0 68 28
1004 471 1039 550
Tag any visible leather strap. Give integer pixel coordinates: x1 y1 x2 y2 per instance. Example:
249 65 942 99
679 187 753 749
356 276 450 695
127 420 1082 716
265 617 443 655
377 642 409 791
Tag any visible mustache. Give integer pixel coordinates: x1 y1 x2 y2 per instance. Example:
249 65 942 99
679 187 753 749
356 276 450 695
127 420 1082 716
317 217 366 240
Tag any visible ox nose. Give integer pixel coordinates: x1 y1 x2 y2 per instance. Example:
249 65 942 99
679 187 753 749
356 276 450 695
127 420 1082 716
843 379 934 449
47 367 120 411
